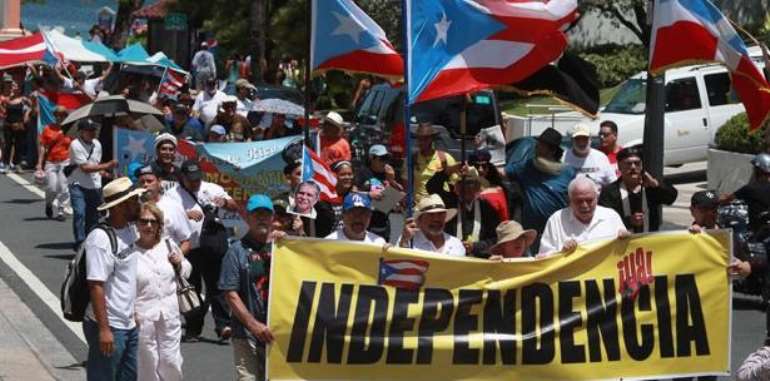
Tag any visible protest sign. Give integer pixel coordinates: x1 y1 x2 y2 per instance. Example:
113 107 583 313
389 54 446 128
113 127 301 204
268 231 731 380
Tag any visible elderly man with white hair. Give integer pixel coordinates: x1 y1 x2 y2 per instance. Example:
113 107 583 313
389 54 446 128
538 176 628 256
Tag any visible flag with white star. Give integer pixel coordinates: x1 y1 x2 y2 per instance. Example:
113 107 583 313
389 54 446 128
311 0 403 78
406 0 578 104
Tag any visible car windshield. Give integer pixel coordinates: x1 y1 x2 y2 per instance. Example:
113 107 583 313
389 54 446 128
603 78 647 115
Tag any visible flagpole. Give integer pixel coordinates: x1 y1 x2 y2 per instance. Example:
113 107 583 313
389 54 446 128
403 0 414 217
643 0 665 199
303 0 313 149
459 94 467 236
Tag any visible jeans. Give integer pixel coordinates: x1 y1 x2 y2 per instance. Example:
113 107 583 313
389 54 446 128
186 247 231 337
44 161 70 213
83 319 138 381
70 184 102 248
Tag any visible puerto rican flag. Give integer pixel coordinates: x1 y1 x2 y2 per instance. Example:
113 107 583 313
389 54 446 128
302 145 338 202
406 0 577 104
159 69 187 96
650 0 770 131
0 33 45 69
378 258 429 290
311 0 403 78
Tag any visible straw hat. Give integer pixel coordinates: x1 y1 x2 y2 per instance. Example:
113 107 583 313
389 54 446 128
414 194 457 221
489 220 536 254
322 111 345 129
97 177 146 211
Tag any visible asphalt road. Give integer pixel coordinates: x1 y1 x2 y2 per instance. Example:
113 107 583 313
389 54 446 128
0 164 765 380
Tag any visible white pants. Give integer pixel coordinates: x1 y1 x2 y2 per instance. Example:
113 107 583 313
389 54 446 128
137 315 183 381
232 338 265 381
44 161 69 213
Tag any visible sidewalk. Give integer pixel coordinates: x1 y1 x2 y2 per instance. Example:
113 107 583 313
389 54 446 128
0 277 84 381
661 161 708 229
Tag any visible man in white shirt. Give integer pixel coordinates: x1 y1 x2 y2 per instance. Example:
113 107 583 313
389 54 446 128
398 194 466 257
563 123 617 190
192 75 228 126
83 177 145 380
192 42 216 91
326 193 386 244
68 119 117 250
171 159 239 341
539 177 628 256
135 165 192 255
234 79 254 117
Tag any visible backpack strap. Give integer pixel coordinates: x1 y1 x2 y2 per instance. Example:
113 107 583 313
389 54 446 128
92 224 118 255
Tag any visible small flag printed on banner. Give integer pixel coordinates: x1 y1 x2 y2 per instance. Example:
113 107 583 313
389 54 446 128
378 258 429 290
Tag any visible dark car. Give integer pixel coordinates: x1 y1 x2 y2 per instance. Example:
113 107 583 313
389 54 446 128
348 83 501 168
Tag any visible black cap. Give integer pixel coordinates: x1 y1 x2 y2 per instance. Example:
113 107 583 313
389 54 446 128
180 159 202 181
691 190 719 209
617 145 644 162
537 128 562 148
77 118 98 130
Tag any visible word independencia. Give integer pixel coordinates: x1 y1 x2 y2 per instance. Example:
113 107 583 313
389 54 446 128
285 276 709 366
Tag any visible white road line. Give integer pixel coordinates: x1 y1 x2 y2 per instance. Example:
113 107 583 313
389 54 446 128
7 172 45 199
0 240 85 343
1 174 85 344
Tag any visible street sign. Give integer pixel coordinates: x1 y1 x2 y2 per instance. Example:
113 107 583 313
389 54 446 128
164 12 187 31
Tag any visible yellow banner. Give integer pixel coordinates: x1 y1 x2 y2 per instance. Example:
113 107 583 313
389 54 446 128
267 231 732 380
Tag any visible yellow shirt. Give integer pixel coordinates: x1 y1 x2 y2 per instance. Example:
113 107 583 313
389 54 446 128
403 150 456 204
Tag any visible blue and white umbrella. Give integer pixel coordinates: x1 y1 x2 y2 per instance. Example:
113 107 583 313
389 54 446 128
250 98 304 117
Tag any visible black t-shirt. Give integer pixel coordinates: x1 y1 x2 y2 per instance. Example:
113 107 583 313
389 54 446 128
735 182 770 230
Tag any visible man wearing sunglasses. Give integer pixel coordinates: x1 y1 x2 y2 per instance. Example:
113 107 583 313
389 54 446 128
598 146 678 233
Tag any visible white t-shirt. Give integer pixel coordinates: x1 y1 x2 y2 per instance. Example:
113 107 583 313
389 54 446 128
326 228 386 245
538 206 625 256
236 98 252 118
85 225 138 330
401 231 466 257
157 193 193 246
68 138 103 189
564 148 617 188
134 239 191 322
171 181 233 249
193 90 228 126
82 78 103 98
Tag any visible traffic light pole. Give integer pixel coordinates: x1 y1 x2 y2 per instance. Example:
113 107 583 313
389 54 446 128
643 0 665 222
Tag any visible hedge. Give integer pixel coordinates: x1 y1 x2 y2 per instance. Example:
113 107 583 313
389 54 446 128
714 112 769 154
577 44 647 88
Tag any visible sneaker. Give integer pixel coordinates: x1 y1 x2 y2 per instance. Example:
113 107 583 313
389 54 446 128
45 203 53 219
182 334 200 343
62 206 73 216
55 214 66 222
14 165 23 174
0 164 6 174
218 326 232 341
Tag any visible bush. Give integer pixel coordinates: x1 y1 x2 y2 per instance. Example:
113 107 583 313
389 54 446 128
577 44 646 88
714 113 769 154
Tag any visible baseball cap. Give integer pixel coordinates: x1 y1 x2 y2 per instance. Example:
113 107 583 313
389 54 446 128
180 160 202 181
572 123 591 138
368 144 389 157
78 118 98 130
134 164 157 179
691 190 720 209
343 192 372 212
209 125 226 136
154 133 178 150
246 194 274 213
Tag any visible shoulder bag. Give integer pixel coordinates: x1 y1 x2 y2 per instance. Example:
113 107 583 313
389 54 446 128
165 239 205 317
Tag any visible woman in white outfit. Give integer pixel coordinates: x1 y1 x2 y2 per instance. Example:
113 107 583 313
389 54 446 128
133 203 191 381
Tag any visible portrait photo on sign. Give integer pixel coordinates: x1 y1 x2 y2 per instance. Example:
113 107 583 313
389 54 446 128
288 180 320 219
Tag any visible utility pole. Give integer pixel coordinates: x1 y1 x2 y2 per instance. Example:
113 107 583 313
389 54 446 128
643 0 665 216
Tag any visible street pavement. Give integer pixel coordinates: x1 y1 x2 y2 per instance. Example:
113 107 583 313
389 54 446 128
0 161 764 380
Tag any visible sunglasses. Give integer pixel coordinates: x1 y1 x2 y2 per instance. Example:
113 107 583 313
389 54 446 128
138 218 159 226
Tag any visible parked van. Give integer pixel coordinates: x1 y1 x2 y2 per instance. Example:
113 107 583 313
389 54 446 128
516 46 765 166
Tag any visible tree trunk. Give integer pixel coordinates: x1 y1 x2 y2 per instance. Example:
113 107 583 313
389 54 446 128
111 0 144 50
250 0 266 84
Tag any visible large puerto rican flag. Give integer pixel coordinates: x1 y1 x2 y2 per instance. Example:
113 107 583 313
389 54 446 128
0 33 46 69
650 0 770 131
311 0 403 78
406 0 577 104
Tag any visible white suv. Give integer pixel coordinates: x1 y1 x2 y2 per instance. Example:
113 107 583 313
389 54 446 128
522 46 765 166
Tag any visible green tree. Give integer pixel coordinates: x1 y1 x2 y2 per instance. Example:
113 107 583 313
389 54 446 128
580 0 650 47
